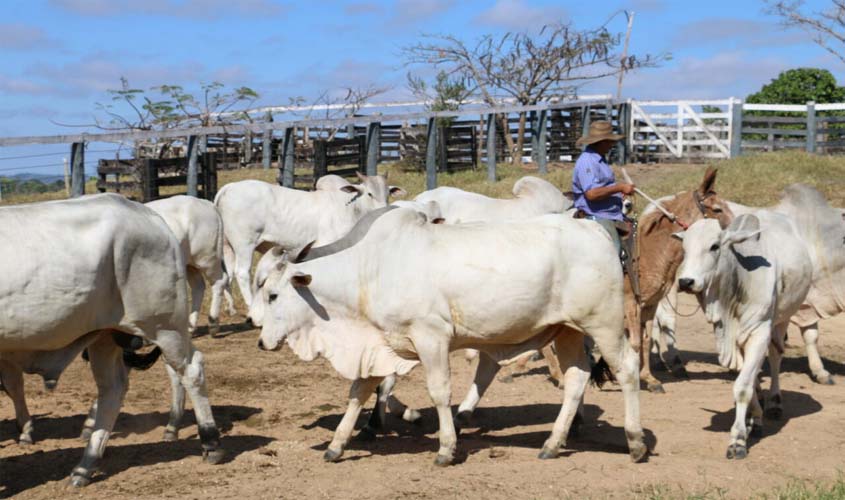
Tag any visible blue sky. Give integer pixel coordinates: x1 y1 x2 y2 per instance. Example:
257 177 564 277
0 0 836 174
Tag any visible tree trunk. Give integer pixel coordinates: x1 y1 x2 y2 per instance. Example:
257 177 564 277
498 115 515 164
512 112 527 165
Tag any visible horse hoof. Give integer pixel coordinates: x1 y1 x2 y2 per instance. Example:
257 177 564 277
323 448 343 462
203 448 226 465
629 442 649 463
18 435 33 446
764 407 783 420
79 428 93 442
163 430 178 442
433 454 453 467
68 474 91 488
356 426 377 442
537 448 558 460
647 382 666 394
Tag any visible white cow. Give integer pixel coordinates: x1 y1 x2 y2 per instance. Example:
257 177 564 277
0 194 224 486
214 173 405 309
675 212 812 459
146 195 235 335
652 185 845 385
414 175 571 224
256 207 646 465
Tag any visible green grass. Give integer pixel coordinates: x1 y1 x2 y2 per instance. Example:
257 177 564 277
624 476 845 500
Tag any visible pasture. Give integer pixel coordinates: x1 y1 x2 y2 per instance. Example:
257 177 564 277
3 151 845 499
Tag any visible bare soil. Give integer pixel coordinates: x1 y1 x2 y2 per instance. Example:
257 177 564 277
3 294 845 499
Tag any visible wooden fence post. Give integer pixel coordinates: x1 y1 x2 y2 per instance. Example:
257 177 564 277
486 113 496 182
70 141 85 198
140 158 159 201
806 101 817 153
437 125 448 173
263 111 273 170
426 117 438 190
616 102 629 164
729 98 744 158
537 108 548 174
278 127 295 188
314 140 328 182
243 130 253 164
580 105 592 151
202 153 218 200
529 110 539 163
357 135 367 173
187 135 200 197
366 121 381 176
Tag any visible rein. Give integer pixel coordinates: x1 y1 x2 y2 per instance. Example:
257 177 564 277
663 288 702 318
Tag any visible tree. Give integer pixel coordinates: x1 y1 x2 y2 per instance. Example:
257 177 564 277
407 70 473 127
746 67 845 104
404 22 665 164
768 1 845 65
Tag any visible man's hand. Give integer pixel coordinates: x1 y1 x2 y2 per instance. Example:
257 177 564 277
585 183 636 201
618 183 636 196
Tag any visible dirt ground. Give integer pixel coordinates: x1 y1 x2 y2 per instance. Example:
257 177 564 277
3 293 845 499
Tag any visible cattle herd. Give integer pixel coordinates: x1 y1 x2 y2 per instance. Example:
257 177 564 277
1 168 844 487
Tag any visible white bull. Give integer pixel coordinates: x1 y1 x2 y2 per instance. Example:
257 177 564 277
675 212 811 459
146 195 235 335
414 175 571 224
0 194 224 486
214 173 405 309
256 207 646 465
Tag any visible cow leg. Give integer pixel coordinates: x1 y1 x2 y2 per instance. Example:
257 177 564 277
801 323 833 385
727 328 770 460
498 351 532 383
589 322 647 462
415 337 456 466
0 362 33 445
539 331 590 459
748 387 764 438
234 244 256 311
362 375 393 438
221 237 238 316
455 350 500 431
542 344 563 386
764 324 786 420
154 330 224 464
186 267 206 336
69 335 127 487
205 266 227 337
79 400 98 441
652 297 688 379
324 376 382 462
163 364 186 441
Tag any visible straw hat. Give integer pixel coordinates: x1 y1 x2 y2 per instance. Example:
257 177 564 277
576 120 624 146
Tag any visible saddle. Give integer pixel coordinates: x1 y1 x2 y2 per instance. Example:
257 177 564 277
574 209 641 301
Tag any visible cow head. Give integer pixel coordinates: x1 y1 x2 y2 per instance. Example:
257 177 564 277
674 216 762 294
257 246 319 352
693 167 734 228
339 172 407 214
249 246 288 328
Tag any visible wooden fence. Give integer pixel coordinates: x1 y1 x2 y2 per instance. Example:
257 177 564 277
97 154 217 202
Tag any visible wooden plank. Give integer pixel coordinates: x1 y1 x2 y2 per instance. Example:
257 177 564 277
742 115 807 124
70 142 85 198
740 127 807 136
96 180 140 190
631 102 679 157
743 103 808 112
742 140 806 148
680 103 730 156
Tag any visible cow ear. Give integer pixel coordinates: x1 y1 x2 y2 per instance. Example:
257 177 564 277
340 185 362 194
290 272 312 287
698 166 718 195
562 191 576 201
671 231 685 241
356 171 367 182
389 186 407 198
294 241 315 263
431 217 446 224
723 229 761 247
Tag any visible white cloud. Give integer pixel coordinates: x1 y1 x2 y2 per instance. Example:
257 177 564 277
49 0 288 19
389 0 455 26
672 17 812 49
475 0 566 31
0 24 60 51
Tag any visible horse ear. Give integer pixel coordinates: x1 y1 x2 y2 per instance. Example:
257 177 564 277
294 241 316 263
699 166 718 195
389 186 407 198
671 231 685 241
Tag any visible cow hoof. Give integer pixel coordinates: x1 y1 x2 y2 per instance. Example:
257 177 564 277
403 408 422 424
671 366 689 380
323 448 343 462
498 374 514 384
44 379 58 391
629 442 648 463
764 407 783 420
18 435 33 446
68 473 91 488
79 428 93 442
163 430 178 442
537 448 558 460
202 448 226 465
433 454 453 467
356 426 377 442
647 382 666 394
726 444 747 460
454 411 472 432
813 373 835 385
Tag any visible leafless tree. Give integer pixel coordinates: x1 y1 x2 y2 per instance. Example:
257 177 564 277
768 1 845 65
404 22 664 164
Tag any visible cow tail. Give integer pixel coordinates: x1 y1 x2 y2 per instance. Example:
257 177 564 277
590 356 616 388
123 347 162 371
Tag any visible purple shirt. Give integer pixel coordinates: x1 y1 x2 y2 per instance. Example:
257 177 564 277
572 146 623 221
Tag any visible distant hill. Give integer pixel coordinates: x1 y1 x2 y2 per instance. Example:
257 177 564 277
4 172 67 184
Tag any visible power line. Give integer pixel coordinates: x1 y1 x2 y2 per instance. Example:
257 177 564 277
0 160 99 173
0 148 123 161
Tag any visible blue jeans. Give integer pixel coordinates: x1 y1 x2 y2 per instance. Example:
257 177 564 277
585 215 622 257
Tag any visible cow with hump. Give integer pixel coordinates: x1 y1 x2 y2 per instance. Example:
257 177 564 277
0 194 224 486
256 205 647 465
675 212 812 459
